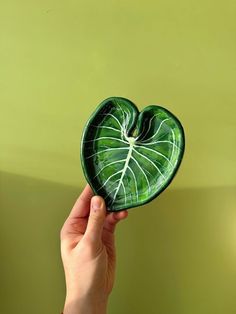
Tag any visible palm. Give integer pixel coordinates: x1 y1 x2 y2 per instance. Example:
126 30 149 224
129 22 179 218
61 185 128 297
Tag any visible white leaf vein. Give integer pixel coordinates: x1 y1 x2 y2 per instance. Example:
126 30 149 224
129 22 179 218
134 144 174 168
131 156 151 193
133 148 166 180
90 125 121 133
86 147 130 159
142 118 170 143
127 165 139 202
93 159 126 179
84 136 129 145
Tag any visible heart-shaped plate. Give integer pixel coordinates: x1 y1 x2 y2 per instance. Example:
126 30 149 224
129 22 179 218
81 97 185 211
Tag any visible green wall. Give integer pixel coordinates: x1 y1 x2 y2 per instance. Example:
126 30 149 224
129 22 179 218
0 1 235 313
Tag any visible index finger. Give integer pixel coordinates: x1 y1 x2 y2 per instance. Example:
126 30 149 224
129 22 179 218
68 184 94 219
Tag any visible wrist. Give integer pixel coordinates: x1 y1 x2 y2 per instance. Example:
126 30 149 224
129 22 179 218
63 295 108 314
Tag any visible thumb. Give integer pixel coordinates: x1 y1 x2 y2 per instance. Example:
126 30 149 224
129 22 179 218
84 195 106 244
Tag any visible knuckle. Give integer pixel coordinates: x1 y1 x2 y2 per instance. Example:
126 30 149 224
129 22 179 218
78 194 87 204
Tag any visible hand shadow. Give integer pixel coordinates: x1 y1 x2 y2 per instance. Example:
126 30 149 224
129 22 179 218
0 170 81 314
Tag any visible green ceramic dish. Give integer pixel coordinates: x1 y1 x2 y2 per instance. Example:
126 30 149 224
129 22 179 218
81 97 185 212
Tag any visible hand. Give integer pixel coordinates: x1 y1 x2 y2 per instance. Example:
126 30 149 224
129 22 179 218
60 184 128 314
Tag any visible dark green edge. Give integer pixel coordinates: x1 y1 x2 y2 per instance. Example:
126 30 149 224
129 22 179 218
80 97 185 212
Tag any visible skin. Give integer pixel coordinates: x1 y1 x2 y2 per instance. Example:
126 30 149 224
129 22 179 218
60 184 128 314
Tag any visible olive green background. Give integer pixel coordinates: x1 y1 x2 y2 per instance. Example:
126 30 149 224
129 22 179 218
0 1 235 313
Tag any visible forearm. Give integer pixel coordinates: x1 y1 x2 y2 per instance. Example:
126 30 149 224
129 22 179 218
63 296 108 314
60 189 127 314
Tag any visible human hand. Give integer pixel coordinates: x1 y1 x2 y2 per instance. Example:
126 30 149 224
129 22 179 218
60 184 128 314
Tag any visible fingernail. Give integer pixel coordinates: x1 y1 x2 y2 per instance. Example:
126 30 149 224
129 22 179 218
92 197 102 210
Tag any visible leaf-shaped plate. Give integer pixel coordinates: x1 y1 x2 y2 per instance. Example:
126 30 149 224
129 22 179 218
81 97 185 211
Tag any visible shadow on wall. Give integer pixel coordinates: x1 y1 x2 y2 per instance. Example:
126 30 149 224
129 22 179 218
0 170 235 314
